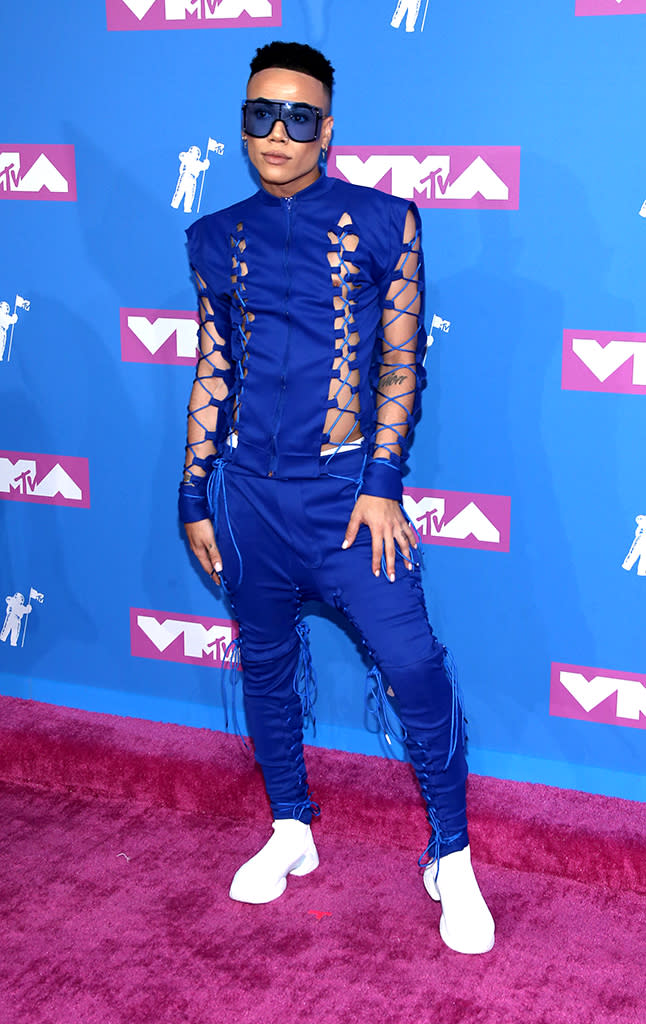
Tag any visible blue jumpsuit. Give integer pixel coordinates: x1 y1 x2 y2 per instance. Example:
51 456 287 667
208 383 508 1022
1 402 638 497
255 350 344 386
179 172 468 864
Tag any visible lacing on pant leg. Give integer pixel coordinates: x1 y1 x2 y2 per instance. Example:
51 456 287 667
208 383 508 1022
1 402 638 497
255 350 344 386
417 807 466 882
442 644 467 770
365 664 407 747
332 590 406 751
293 621 318 734
271 695 320 823
219 636 249 750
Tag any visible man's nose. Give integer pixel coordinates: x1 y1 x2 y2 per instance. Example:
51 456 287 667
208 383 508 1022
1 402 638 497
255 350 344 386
268 118 289 142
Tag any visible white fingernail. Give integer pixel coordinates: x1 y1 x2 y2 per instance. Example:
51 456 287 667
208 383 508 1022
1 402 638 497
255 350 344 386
342 540 349 550
374 570 380 578
215 562 222 572
389 573 395 583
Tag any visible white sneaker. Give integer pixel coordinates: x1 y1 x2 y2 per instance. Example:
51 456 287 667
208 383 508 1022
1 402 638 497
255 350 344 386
424 845 495 954
229 819 319 904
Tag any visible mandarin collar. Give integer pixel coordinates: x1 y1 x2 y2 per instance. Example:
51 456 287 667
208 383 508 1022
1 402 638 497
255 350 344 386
256 171 334 205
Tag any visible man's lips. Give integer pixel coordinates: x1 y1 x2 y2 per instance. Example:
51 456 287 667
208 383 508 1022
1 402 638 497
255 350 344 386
263 152 290 164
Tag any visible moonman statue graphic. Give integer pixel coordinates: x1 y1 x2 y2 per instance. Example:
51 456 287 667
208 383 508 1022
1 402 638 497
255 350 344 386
0 301 18 361
0 593 32 647
622 515 646 576
171 146 211 214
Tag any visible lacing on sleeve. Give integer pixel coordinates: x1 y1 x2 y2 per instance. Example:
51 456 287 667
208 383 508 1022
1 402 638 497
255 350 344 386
361 205 426 502
178 268 234 524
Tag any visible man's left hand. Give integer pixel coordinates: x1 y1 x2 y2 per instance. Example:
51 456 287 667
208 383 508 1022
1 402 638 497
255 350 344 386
342 494 417 580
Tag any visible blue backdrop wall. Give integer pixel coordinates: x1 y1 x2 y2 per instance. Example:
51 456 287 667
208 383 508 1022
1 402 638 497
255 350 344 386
2 0 645 801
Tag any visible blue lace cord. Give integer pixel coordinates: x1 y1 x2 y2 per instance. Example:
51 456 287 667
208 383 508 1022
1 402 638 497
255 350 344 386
417 806 466 882
230 228 252 426
365 664 407 748
183 269 234 493
441 645 467 771
272 679 321 823
379 503 424 577
219 635 249 750
293 621 318 734
369 221 426 472
206 457 243 588
272 798 321 823
323 218 361 446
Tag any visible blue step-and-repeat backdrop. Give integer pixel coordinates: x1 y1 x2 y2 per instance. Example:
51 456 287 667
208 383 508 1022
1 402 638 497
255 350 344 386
1 0 645 801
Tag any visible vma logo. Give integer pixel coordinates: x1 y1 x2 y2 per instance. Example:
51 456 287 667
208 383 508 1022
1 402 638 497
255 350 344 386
106 0 281 31
0 145 76 202
328 146 520 209
0 452 90 508
576 1 646 15
562 330 646 395
120 309 198 365
131 608 240 667
550 663 646 730
402 487 511 551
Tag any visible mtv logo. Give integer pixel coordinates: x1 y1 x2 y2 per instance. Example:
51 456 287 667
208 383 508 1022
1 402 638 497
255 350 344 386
328 146 520 210
0 451 90 508
130 608 240 667
0 145 77 202
106 0 281 31
562 330 646 395
576 0 646 15
120 309 199 365
550 663 646 730
402 487 511 551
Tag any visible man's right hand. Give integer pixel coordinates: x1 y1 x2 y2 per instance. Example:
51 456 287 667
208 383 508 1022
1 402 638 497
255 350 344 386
184 519 223 585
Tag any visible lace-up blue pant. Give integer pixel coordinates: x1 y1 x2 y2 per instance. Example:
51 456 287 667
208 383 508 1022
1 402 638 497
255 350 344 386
213 450 469 864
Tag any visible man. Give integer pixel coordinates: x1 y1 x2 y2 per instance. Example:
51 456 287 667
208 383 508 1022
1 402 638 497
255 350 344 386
179 41 494 955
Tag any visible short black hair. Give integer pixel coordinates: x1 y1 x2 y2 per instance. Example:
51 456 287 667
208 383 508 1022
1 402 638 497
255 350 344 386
249 41 335 105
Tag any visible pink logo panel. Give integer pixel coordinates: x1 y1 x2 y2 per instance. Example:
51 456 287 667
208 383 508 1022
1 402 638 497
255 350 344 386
131 608 240 667
328 146 520 210
562 330 646 394
576 0 646 15
550 663 646 730
0 145 76 202
106 0 281 31
402 488 511 551
0 451 90 508
120 308 199 365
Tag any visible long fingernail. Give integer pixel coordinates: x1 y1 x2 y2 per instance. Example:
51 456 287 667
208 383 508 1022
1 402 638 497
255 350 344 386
215 562 222 572
389 573 395 583
374 570 380 578
342 540 349 550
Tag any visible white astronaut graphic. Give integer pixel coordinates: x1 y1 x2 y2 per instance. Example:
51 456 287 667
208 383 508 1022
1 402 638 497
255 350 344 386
171 146 211 213
391 0 429 32
0 301 18 361
1 593 32 646
622 515 646 576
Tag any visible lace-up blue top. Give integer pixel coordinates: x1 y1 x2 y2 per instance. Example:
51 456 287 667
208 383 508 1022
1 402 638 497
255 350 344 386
178 172 426 524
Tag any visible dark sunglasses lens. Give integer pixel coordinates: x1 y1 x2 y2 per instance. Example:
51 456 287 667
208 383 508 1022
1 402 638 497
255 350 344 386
283 105 319 142
244 101 277 138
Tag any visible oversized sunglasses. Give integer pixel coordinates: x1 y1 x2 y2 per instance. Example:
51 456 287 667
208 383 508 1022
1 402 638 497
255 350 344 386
242 98 324 143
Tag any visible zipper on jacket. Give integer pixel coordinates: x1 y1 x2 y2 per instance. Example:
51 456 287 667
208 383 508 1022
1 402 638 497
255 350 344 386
268 195 293 476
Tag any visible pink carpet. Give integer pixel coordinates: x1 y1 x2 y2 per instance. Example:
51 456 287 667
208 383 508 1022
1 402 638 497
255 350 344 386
0 696 644 1023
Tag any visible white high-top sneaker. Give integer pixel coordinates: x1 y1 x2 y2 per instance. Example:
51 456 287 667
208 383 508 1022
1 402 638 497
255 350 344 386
229 819 319 904
424 845 495 954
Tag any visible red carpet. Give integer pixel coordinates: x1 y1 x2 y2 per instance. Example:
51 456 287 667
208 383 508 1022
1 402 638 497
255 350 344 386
0 696 644 1023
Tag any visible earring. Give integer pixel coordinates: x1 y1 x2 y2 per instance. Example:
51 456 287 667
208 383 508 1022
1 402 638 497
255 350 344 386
321 146 328 157
242 138 248 150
